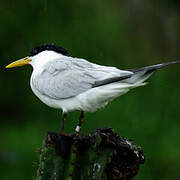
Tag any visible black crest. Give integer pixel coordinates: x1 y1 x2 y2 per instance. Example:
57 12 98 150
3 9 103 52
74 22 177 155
29 44 68 56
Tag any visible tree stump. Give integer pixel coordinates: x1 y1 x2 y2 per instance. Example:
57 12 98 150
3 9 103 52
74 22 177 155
36 127 145 180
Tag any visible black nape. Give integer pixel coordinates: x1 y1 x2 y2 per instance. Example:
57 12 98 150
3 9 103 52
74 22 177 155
29 44 68 56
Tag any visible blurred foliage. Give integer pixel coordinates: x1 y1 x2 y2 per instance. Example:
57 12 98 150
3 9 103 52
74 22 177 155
0 0 180 179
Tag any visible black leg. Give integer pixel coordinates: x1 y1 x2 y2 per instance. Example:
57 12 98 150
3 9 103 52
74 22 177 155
79 111 84 126
60 112 67 134
75 111 84 135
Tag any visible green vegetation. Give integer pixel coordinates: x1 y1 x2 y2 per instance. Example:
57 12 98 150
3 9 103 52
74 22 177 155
36 128 144 180
1 1 180 179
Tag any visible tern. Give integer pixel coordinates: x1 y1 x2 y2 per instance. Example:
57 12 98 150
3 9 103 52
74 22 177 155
6 44 180 134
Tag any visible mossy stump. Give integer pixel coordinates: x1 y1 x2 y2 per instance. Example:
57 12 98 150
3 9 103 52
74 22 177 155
36 127 145 180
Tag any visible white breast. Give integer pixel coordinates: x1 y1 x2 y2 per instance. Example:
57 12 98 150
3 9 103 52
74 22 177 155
30 68 135 113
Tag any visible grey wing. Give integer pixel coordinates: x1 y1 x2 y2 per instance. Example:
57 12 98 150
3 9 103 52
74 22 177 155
34 69 95 99
33 57 133 99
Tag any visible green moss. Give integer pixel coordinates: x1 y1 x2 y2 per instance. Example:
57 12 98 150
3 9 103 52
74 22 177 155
35 128 144 180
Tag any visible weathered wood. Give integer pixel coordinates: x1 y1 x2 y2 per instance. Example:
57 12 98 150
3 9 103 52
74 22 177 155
36 127 145 180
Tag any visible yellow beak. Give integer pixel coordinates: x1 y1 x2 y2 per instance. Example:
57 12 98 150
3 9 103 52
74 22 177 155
6 57 32 68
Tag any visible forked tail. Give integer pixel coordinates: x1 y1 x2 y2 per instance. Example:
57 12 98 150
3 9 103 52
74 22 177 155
126 60 180 84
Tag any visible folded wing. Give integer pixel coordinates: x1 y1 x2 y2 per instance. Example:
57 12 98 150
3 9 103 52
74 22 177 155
32 57 133 99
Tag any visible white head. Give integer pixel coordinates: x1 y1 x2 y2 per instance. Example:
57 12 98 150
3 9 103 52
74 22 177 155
6 44 68 69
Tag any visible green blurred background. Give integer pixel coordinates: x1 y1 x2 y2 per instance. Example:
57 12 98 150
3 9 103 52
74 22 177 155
1 0 180 179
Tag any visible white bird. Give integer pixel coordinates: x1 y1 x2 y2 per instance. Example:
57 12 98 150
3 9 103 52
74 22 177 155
6 44 180 134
